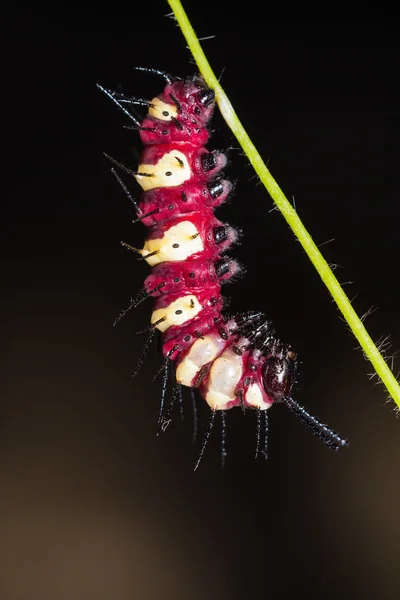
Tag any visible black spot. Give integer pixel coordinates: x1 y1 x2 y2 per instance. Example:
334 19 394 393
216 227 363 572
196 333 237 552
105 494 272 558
184 335 191 342
197 88 215 106
168 204 174 210
162 110 169 116
165 171 172 176
181 191 187 202
201 153 217 172
194 106 201 115
175 156 184 167
218 326 228 340
213 225 227 244
189 272 195 278
244 377 251 386
162 130 168 135
207 180 223 199
215 258 230 278
190 299 195 308
175 309 183 315
172 243 180 248
173 277 180 282
249 364 257 372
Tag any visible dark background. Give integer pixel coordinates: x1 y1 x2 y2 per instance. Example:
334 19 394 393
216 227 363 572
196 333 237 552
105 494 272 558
2 4 399 599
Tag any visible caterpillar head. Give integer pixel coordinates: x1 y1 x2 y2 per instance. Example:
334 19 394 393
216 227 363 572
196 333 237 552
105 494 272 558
157 75 215 127
140 75 215 144
261 346 297 403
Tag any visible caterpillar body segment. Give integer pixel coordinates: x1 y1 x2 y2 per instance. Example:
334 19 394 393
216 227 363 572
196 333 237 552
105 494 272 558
99 71 348 464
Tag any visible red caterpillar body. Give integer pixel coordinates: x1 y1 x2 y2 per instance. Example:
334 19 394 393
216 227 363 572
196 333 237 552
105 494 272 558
99 69 348 460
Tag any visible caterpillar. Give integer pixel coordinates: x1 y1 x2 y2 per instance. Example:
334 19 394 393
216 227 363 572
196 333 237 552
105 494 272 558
98 67 348 466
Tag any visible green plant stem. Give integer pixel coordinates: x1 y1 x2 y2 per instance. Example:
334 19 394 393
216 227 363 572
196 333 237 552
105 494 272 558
167 0 400 409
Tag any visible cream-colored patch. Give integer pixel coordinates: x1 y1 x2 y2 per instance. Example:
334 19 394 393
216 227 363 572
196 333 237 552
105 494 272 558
245 383 273 410
140 221 204 266
148 97 178 121
176 334 227 387
151 295 202 333
204 390 234 411
205 348 243 410
134 150 191 191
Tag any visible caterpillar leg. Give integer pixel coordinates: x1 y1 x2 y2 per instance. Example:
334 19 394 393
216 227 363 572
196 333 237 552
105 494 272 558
262 410 269 460
102 90 155 109
194 409 216 472
157 381 181 435
172 364 184 421
255 409 269 460
190 388 198 444
110 167 140 212
255 408 262 459
158 360 170 429
133 66 175 84
131 329 156 379
114 283 166 326
220 410 227 468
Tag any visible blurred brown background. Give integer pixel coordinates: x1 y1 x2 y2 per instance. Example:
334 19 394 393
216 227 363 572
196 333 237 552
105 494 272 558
2 5 399 599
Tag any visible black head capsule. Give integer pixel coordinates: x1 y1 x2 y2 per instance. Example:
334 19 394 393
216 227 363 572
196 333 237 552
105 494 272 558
262 354 295 402
213 225 228 245
207 180 224 199
262 350 348 450
201 153 217 172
